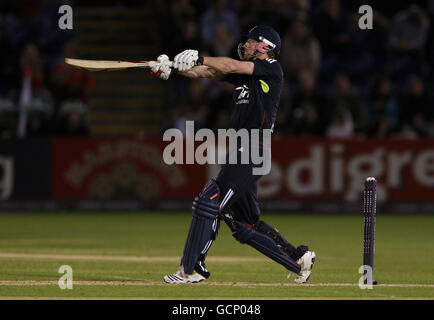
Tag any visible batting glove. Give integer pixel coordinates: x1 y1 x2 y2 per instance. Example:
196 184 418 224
150 54 172 80
173 49 199 72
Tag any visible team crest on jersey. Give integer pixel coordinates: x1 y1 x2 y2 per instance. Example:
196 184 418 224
235 85 250 104
236 85 249 99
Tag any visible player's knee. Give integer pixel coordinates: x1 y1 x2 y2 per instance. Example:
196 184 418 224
254 220 273 234
232 221 255 244
254 220 281 239
192 179 220 219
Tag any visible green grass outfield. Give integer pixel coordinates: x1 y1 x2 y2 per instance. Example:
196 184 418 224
0 212 433 299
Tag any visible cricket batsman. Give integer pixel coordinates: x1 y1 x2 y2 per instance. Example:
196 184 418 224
151 25 316 284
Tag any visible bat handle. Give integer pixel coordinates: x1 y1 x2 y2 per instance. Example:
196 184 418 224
146 61 174 68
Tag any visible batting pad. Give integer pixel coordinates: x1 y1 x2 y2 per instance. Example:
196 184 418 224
232 220 301 274
181 180 220 275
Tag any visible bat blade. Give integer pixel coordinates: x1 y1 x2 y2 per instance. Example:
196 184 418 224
65 58 151 71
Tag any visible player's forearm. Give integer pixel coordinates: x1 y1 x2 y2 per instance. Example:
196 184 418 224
202 57 236 73
178 65 223 80
178 67 202 78
202 57 254 75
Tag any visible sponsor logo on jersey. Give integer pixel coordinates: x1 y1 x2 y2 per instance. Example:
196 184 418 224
259 80 269 93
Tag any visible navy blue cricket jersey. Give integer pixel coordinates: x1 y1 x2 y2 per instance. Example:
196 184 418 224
222 58 284 133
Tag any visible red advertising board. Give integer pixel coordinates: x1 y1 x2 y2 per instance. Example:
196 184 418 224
261 137 434 204
51 137 434 208
51 137 207 202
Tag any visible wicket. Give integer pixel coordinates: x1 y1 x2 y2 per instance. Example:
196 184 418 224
363 177 377 285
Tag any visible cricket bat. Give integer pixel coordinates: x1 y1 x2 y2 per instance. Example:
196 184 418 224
65 58 173 71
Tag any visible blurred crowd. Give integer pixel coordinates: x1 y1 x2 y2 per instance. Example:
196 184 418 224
161 0 434 138
1 0 434 139
0 0 92 139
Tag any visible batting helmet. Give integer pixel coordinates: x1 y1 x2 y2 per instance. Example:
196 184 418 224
237 25 282 60
247 25 281 54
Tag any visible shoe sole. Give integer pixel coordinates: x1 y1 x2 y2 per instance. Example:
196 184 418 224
163 274 205 284
294 252 316 284
164 279 204 284
304 253 316 283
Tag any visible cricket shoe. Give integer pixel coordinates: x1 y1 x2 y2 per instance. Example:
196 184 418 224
294 251 316 284
163 265 206 284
